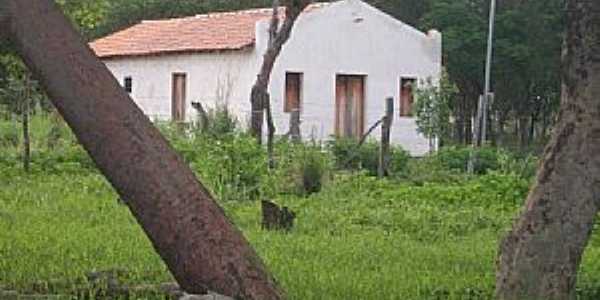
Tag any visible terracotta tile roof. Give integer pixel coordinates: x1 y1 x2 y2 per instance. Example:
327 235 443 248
90 3 330 59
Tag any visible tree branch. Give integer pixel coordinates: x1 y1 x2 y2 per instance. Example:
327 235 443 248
255 0 310 88
250 0 310 142
268 0 280 48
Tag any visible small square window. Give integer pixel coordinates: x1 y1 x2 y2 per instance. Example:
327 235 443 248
124 76 132 93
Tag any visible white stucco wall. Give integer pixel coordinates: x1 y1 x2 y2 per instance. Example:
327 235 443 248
104 50 259 122
100 0 441 156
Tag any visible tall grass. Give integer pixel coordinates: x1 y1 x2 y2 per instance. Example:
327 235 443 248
3 115 600 299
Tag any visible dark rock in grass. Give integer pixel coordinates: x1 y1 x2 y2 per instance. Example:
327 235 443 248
85 268 128 283
180 292 234 300
0 290 19 300
160 282 185 299
261 200 296 231
82 269 130 299
18 295 70 300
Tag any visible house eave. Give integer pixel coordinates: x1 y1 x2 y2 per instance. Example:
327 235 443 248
95 43 255 61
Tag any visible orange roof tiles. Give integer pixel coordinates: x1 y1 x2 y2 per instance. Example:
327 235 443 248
90 4 329 59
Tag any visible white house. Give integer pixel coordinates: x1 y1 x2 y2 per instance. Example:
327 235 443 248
90 0 442 155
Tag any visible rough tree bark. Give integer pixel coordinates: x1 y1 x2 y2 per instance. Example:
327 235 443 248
496 1 600 299
250 0 310 148
0 4 8 40
3 1 285 299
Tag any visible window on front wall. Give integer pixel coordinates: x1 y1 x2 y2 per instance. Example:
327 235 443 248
400 78 415 117
284 72 303 113
124 76 132 93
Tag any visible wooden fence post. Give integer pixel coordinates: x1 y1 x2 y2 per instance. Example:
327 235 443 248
289 108 301 142
378 97 394 178
3 1 284 299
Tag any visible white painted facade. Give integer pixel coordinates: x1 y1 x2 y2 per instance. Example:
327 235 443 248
101 0 442 155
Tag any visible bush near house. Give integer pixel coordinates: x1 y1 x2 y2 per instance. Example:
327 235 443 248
327 137 410 177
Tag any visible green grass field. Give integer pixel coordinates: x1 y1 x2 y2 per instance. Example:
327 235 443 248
3 167 600 299
2 117 600 299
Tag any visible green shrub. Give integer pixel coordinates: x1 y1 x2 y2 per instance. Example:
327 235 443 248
187 132 267 202
436 146 500 174
328 137 409 176
498 151 539 179
192 102 238 137
398 156 470 185
0 121 19 147
265 141 332 197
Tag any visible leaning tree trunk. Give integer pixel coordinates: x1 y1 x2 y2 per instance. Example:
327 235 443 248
2 1 285 299
496 1 600 299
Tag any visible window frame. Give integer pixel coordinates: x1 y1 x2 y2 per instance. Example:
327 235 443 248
284 72 303 113
399 77 416 117
124 76 133 94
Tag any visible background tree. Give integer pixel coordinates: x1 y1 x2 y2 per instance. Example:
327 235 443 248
368 0 430 26
250 0 311 168
496 0 600 298
414 71 458 149
422 0 487 145
0 57 45 172
422 0 563 149
492 0 563 149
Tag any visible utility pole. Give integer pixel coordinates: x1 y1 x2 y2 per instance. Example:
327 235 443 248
481 0 497 143
469 0 496 173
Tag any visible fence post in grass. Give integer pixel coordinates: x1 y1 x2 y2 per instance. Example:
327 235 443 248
378 97 394 178
22 74 31 173
2 1 285 299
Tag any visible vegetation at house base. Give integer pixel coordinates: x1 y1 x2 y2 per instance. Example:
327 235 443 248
413 72 457 146
1 115 600 299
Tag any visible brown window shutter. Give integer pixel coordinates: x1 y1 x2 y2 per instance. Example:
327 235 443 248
285 72 302 113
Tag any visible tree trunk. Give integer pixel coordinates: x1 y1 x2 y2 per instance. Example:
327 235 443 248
518 115 529 149
495 1 600 299
0 3 8 41
454 94 466 145
378 98 393 178
22 77 30 173
249 0 310 144
251 85 266 145
496 112 506 147
4 1 285 299
265 96 276 169
289 108 301 142
464 116 472 145
529 111 537 145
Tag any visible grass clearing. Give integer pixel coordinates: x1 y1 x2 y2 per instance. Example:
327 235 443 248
0 168 530 299
2 116 600 299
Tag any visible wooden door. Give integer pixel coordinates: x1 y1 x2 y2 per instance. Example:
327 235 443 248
172 73 186 122
335 75 365 138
